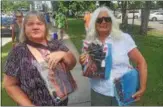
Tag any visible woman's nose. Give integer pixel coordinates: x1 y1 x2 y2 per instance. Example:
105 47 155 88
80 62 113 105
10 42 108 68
32 24 39 29
101 19 106 23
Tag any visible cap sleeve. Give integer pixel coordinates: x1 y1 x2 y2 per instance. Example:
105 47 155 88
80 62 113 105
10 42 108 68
50 40 69 52
123 33 137 53
4 47 21 78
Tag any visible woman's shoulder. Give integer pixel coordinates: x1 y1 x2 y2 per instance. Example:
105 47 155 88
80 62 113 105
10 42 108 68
121 32 134 42
9 43 28 56
13 43 27 51
121 32 131 38
48 39 69 51
48 39 63 46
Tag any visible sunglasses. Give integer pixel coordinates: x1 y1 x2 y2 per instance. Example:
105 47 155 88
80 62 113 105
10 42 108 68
96 17 112 24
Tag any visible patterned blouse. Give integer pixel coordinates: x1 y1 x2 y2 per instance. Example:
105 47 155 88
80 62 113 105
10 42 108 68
4 40 70 106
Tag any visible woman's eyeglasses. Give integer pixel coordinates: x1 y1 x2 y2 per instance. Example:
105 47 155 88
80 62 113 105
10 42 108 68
96 17 112 24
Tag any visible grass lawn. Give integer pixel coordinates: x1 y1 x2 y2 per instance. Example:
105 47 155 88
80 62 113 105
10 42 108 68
1 18 163 106
1 42 17 106
67 18 85 53
67 18 163 106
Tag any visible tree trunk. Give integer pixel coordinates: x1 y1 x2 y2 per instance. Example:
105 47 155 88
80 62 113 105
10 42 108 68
121 1 128 32
140 1 151 35
132 9 135 32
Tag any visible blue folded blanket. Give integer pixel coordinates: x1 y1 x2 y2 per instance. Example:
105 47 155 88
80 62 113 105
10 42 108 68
114 69 140 106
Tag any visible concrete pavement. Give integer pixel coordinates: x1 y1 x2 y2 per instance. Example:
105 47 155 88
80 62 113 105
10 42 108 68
49 25 91 106
1 37 12 47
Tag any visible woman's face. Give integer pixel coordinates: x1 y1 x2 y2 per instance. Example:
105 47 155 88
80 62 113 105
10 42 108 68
25 16 46 41
16 15 23 23
96 11 112 35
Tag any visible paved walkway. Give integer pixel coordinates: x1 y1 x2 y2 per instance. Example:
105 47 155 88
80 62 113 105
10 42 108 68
1 37 12 47
49 25 91 106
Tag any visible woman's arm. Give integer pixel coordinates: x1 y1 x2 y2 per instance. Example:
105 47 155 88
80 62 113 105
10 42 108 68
3 74 34 106
46 51 76 70
62 51 76 70
128 48 147 101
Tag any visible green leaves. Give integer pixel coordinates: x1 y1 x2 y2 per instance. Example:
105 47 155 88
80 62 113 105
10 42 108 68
2 0 30 12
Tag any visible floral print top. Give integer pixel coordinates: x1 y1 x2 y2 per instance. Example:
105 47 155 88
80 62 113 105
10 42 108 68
4 40 70 106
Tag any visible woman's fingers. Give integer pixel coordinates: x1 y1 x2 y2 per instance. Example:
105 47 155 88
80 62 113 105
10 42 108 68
46 51 66 69
79 54 88 65
48 58 54 69
132 89 144 101
134 97 141 102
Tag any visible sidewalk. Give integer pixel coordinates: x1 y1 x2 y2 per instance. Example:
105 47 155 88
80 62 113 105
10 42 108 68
1 37 12 47
49 25 91 106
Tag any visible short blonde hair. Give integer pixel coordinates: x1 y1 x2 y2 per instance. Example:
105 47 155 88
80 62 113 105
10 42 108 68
19 11 49 43
86 6 123 43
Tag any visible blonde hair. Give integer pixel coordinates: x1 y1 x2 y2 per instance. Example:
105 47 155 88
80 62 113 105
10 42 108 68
86 6 123 43
19 11 49 43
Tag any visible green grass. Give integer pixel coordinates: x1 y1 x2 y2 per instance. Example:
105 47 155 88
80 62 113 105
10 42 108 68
67 18 163 106
67 18 85 53
1 42 17 106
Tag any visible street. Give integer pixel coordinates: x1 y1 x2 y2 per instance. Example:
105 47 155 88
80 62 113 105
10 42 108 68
116 18 163 31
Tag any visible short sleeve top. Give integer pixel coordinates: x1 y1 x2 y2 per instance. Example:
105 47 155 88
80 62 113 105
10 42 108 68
90 33 137 97
4 40 69 106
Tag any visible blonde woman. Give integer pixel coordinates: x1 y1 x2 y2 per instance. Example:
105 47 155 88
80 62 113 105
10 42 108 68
80 6 147 106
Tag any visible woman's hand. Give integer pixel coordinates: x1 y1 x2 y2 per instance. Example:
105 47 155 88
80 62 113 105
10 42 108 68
79 53 88 65
46 51 66 69
132 87 146 101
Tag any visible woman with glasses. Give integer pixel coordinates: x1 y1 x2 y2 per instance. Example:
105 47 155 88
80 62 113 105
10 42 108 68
79 6 147 106
11 11 23 47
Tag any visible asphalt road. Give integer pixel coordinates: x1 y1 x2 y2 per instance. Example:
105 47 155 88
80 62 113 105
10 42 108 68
116 18 163 31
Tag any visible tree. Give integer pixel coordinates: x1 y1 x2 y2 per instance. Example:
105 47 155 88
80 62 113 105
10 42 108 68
2 0 30 12
140 1 151 35
52 1 96 18
157 1 163 8
2 0 14 12
121 1 128 32
99 1 111 7
128 1 143 31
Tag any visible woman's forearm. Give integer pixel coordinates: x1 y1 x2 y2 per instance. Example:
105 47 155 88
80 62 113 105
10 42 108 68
63 51 76 70
137 59 147 90
5 85 34 106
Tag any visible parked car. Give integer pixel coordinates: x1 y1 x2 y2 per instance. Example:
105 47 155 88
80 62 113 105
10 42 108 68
149 12 163 21
1 17 13 37
116 10 141 19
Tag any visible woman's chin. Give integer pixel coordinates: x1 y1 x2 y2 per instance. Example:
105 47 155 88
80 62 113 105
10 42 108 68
31 35 45 40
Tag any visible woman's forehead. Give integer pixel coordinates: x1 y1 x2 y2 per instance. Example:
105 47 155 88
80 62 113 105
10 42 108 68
98 11 109 17
26 15 42 22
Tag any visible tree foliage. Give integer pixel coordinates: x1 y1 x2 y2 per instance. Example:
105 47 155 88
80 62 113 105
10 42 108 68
2 0 30 12
51 1 96 17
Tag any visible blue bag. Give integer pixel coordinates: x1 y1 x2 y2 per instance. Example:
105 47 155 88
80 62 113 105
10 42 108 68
114 69 140 106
